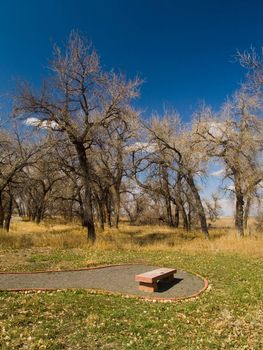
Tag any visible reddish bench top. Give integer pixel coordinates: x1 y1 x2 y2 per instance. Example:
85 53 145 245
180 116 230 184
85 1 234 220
135 268 177 283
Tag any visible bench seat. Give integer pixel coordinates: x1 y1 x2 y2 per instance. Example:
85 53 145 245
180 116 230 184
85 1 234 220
135 268 177 292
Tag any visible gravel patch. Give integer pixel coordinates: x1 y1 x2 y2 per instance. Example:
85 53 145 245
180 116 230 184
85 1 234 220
0 264 207 299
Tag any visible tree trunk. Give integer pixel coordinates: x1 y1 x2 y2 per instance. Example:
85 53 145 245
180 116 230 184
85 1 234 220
105 191 112 228
186 175 209 239
175 198 189 231
123 205 135 224
161 165 174 226
13 198 23 217
235 189 245 237
36 207 42 224
36 191 48 224
82 184 95 241
112 189 121 229
96 198 105 231
74 141 96 242
174 205 179 228
165 197 174 226
77 191 86 226
31 209 37 222
68 200 74 222
180 205 190 231
0 192 4 229
244 197 251 230
4 195 13 232
187 208 192 231
176 176 190 232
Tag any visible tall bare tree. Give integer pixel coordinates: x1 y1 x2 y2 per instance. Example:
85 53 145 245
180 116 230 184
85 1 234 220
14 31 141 241
132 114 210 238
194 91 263 237
0 125 42 229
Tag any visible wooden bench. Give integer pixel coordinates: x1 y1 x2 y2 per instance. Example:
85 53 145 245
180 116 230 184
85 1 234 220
135 268 177 292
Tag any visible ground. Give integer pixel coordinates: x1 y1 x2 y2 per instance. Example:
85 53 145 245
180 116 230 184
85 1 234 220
0 218 262 349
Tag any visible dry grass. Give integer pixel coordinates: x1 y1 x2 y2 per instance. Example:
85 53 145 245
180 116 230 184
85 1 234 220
0 217 262 256
0 220 87 249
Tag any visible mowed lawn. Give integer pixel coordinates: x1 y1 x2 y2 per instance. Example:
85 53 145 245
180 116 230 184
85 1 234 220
0 220 262 349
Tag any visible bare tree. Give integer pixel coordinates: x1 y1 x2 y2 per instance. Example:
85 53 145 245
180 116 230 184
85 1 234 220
0 125 42 230
93 108 139 228
194 91 263 237
14 31 141 242
21 145 64 223
205 193 222 223
132 114 210 238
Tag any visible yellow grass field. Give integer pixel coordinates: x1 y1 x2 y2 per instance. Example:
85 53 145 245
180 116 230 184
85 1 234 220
0 216 261 257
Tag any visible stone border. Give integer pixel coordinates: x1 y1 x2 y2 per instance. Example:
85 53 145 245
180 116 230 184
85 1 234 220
0 264 209 302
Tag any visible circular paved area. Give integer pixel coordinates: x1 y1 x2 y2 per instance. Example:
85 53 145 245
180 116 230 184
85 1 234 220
0 264 208 300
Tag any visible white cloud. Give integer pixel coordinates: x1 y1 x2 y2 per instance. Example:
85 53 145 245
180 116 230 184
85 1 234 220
226 184 235 191
126 142 156 153
24 117 41 126
24 118 60 130
210 168 225 177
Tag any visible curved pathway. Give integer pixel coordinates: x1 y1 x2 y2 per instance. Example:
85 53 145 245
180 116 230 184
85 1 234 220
0 264 208 301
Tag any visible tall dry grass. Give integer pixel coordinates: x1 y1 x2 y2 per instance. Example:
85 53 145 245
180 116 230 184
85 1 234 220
0 217 262 256
0 220 87 249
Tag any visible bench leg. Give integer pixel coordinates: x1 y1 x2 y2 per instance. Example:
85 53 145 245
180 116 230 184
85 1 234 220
138 281 157 292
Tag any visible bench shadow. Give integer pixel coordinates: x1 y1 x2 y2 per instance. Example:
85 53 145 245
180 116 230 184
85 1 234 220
157 278 183 293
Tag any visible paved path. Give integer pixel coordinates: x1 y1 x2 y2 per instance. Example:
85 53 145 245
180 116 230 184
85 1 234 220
0 265 207 300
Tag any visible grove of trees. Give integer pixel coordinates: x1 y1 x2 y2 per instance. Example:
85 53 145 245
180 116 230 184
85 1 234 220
0 32 262 241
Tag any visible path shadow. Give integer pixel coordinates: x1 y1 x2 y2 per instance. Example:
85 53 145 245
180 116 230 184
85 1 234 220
157 278 183 293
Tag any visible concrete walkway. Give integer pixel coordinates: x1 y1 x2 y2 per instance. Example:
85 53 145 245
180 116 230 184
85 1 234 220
0 264 208 300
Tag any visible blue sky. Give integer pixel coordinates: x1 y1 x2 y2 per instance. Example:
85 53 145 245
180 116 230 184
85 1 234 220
0 0 263 119
0 0 262 214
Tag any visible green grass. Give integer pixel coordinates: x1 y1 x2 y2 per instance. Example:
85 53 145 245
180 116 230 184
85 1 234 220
0 220 262 349
1 249 263 349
